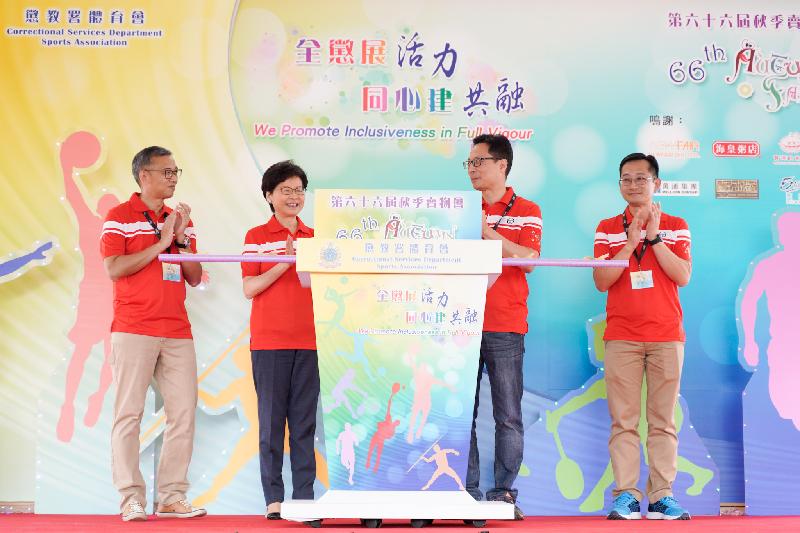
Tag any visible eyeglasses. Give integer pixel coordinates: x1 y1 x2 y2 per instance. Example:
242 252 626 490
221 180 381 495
278 186 306 196
619 175 653 187
144 168 182 179
463 157 499 169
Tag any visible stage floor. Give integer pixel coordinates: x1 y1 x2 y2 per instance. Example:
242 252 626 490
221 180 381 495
0 515 797 532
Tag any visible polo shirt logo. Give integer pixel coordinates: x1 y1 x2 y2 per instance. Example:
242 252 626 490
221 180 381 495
485 215 542 230
596 229 691 247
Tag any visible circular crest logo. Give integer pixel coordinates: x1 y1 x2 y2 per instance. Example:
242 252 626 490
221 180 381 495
319 243 341 269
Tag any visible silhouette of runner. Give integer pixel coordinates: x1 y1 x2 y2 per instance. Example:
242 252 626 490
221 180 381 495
194 336 330 506
336 422 360 485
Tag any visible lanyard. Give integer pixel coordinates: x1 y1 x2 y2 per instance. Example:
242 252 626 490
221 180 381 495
143 211 173 254
143 211 162 239
622 212 648 266
492 193 517 231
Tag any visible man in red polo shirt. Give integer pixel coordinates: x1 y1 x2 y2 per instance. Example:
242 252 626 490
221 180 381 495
593 153 692 521
464 134 542 520
100 146 206 522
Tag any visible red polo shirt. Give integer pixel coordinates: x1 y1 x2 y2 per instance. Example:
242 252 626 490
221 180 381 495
482 187 543 334
242 216 316 350
594 206 691 342
100 192 198 339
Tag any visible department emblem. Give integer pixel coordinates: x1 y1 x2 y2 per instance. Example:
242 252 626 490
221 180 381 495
319 243 341 268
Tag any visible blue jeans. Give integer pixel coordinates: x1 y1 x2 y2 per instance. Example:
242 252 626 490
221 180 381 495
466 332 525 502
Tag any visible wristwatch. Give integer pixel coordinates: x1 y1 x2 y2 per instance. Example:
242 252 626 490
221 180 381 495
646 235 662 246
175 235 190 249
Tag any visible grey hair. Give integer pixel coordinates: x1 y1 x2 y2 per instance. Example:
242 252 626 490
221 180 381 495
131 146 172 185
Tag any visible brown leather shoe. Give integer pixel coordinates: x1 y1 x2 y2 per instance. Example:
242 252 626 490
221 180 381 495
496 492 524 520
155 499 207 518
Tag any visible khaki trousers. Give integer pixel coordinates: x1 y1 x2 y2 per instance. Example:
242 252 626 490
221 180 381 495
605 340 684 503
110 332 198 512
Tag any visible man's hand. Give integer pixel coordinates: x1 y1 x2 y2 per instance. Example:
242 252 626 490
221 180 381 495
482 209 537 268
625 213 643 250
481 210 496 240
159 211 177 251
645 202 662 241
173 202 191 241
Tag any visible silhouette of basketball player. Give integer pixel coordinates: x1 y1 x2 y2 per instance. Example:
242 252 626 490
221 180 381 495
56 131 119 442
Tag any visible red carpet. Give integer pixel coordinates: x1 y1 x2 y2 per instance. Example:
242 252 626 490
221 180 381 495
0 515 797 532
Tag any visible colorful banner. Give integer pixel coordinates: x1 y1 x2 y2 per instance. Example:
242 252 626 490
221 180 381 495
311 273 485 491
299 190 492 494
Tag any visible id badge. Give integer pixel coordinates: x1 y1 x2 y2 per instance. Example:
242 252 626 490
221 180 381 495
630 270 654 290
162 262 182 282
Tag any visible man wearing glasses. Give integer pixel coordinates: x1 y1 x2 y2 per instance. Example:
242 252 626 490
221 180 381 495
100 146 206 521
593 153 692 520
464 134 542 520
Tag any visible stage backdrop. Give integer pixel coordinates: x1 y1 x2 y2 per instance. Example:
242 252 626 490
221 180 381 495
1 0 799 515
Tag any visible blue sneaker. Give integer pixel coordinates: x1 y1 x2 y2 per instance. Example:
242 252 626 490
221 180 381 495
647 496 691 520
607 492 641 520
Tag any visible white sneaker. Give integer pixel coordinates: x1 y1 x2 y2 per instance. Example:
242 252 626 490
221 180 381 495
122 501 147 522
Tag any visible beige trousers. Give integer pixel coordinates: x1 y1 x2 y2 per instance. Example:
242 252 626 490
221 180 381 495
605 340 684 503
110 332 198 512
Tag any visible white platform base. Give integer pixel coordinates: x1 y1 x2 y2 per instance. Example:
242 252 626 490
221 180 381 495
280 490 514 522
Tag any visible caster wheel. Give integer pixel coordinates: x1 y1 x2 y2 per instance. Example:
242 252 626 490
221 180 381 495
463 519 486 527
410 518 433 527
305 519 323 528
362 518 383 528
